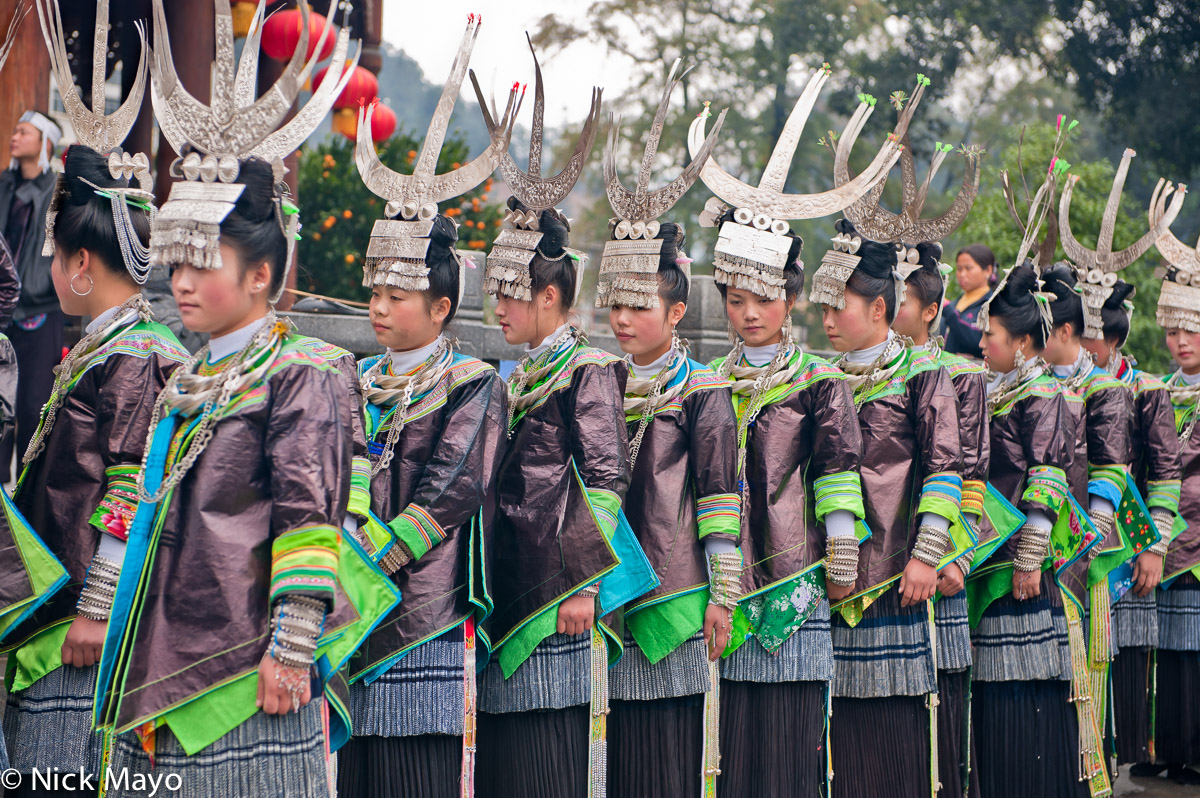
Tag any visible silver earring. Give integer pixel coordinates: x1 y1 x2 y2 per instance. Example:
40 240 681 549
726 319 738 344
70 272 94 297
1014 348 1027 371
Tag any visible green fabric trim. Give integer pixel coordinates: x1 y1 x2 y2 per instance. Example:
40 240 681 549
585 488 620 540
917 494 960 523
161 673 258 756
0 491 70 642
626 589 707 664
7 622 69 692
812 471 866 522
388 506 444 561
347 456 372 521
499 602 557 679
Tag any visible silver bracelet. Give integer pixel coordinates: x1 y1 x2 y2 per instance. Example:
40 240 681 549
269 596 325 670
1088 513 1115 560
379 540 413 576
1149 511 1173 556
1014 522 1050 572
576 583 600 599
911 523 951 568
76 555 121 622
825 536 860 587
707 551 744 611
953 549 975 577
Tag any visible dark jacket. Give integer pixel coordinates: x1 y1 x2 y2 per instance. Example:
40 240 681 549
350 352 507 679
941 287 993 360
0 168 58 320
0 234 19 327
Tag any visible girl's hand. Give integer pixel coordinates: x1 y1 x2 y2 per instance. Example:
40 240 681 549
256 654 312 715
60 616 107 668
825 580 854 603
556 594 595 636
899 559 938 607
937 562 966 597
1132 551 1164 597
703 604 732 662
1011 568 1042 601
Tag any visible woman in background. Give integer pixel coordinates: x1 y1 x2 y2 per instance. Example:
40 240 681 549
942 244 997 359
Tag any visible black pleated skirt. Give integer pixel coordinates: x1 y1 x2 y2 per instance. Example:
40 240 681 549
336 733 461 798
973 680 1089 798
476 707 588 798
720 680 827 797
831 695 930 798
1154 649 1200 764
1111 646 1153 765
937 669 983 798
608 695 703 797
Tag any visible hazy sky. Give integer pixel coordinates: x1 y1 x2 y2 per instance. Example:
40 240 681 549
383 0 634 129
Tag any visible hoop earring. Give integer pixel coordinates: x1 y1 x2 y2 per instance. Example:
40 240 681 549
70 272 94 297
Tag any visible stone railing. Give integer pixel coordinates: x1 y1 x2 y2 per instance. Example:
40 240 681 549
285 266 826 363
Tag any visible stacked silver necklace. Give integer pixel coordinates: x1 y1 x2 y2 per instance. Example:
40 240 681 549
361 338 456 477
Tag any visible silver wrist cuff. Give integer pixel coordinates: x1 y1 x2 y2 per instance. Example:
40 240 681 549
76 555 121 622
1087 513 1115 560
953 549 975 578
269 595 325 670
576 583 600 599
825 536 860 587
912 523 951 568
1149 511 1173 556
707 551 744 611
380 540 413 576
1014 522 1050 572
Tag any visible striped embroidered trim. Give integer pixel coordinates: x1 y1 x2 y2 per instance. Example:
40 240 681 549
1087 463 1128 508
680 363 729 400
60 326 188 396
367 356 494 431
269 524 341 603
939 351 985 378
1080 371 1126 401
696 493 740 539
989 375 1068 417
389 504 446 561
88 464 140 541
513 348 623 424
813 471 865 521
918 472 963 520
1147 479 1182 513
348 455 372 520
961 479 987 518
1023 465 1069 513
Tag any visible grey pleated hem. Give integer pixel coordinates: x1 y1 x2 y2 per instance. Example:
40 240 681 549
478 632 590 713
1158 583 1200 651
609 631 709 701
721 599 833 683
349 637 464 737
3 663 104 776
831 589 936 698
971 596 1071 682
105 697 330 798
935 592 973 671
1112 590 1158 650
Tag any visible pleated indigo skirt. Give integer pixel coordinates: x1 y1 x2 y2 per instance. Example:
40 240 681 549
337 733 461 798
607 694 703 797
475 706 588 798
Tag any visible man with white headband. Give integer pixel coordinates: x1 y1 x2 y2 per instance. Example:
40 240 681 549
0 109 64 482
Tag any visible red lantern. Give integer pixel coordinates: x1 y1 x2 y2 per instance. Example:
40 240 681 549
261 9 336 62
369 102 397 143
313 64 378 110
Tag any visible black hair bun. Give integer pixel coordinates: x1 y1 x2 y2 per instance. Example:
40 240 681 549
835 217 894 280
656 221 684 268
232 157 278 225
1002 261 1040 299
1105 279 1135 308
1041 261 1077 294
914 240 943 269
63 145 127 205
429 214 459 249
536 208 570 258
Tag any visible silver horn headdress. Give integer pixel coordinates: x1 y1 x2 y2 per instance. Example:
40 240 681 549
355 15 518 295
1058 149 1184 338
148 0 358 302
810 76 936 307
0 2 27 74
37 0 159 282
1151 183 1200 332
688 63 904 302
474 35 601 300
832 76 983 277
594 60 725 309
